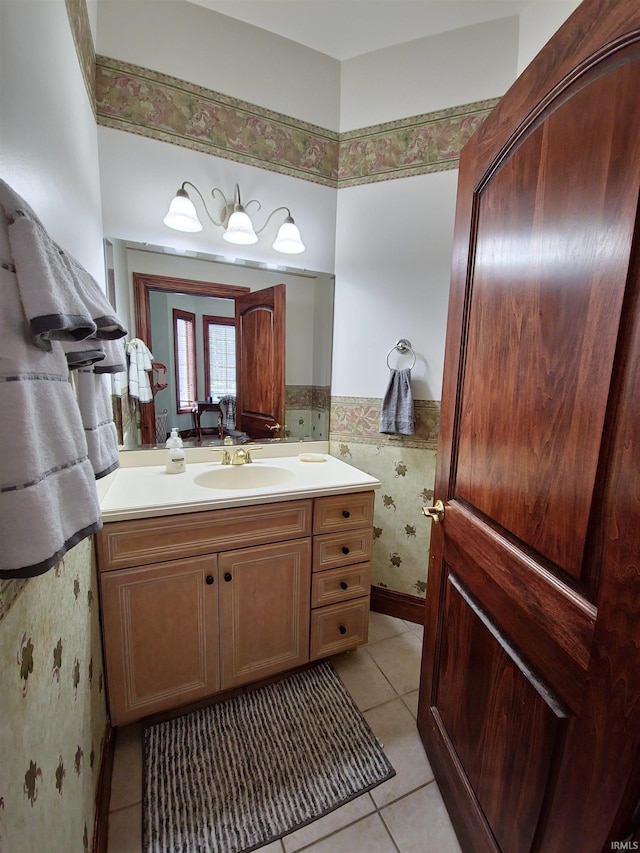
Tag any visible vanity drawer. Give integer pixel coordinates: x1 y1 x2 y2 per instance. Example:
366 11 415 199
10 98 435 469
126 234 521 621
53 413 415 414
313 528 373 572
96 499 312 571
312 491 375 535
311 563 371 608
310 598 369 659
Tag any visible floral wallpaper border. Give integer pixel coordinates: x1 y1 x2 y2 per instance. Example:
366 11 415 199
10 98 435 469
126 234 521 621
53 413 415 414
330 396 440 449
95 56 497 187
95 56 340 187
65 0 96 113
337 99 498 187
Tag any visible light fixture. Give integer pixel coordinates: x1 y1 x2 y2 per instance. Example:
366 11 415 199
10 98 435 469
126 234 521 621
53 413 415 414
163 182 306 254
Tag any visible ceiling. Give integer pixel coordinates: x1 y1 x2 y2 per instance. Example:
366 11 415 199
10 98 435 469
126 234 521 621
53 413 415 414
186 0 536 61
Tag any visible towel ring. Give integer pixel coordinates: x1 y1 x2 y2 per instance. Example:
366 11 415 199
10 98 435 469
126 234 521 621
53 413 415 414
386 338 416 370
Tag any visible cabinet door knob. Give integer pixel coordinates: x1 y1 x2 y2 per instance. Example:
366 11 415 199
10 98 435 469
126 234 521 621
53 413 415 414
341 546 350 555
224 572 233 582
339 624 347 635
206 575 215 585
340 581 348 590
342 510 351 518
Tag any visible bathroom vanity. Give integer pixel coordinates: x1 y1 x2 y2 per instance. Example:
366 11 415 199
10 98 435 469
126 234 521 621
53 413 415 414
95 446 379 725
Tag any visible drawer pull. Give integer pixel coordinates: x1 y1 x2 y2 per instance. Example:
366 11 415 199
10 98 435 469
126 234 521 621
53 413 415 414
342 510 351 518
340 581 349 590
206 575 215 585
339 624 347 635
224 572 233 582
341 546 350 555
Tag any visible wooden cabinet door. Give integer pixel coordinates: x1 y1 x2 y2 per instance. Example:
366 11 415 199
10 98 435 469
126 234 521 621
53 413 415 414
418 3 640 852
100 555 219 725
218 539 311 689
235 284 286 438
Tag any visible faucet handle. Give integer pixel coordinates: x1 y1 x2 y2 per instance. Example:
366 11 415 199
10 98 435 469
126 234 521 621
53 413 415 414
210 448 231 465
245 446 263 463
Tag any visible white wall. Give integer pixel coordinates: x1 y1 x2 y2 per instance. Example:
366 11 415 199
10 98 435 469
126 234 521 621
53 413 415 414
517 0 582 75
0 0 104 278
98 127 337 273
340 16 520 131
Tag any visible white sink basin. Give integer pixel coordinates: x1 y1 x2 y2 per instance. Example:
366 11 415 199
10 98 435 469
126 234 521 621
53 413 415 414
193 464 296 491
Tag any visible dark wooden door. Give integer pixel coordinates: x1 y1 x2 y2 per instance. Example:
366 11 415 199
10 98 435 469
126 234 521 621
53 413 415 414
235 284 286 438
417 3 640 852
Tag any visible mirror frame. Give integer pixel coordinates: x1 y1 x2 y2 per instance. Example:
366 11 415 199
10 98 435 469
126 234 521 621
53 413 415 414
133 272 251 445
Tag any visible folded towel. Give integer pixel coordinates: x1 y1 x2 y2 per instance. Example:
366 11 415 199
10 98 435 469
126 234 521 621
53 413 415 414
75 369 120 479
219 395 237 430
379 368 415 436
0 179 126 350
126 338 154 403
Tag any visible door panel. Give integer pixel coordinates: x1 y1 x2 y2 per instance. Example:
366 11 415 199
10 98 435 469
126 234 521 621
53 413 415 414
418 5 640 852
235 283 286 437
437 575 568 853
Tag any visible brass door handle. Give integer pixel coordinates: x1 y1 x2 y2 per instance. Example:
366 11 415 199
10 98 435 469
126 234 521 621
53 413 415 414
422 499 445 523
266 423 281 431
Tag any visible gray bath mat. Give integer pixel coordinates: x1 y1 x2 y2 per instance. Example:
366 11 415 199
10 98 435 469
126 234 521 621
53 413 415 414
143 660 395 853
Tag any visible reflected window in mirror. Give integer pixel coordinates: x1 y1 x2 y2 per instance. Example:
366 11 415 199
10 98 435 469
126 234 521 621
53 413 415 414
173 308 197 413
204 315 236 399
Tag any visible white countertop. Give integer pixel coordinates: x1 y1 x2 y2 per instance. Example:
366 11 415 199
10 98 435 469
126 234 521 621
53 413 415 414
99 443 380 522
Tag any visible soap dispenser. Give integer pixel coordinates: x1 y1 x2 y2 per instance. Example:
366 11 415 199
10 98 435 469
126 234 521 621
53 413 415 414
165 428 186 474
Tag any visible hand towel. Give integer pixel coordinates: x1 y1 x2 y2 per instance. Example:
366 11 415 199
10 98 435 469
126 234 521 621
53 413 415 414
219 395 237 430
75 369 120 479
379 368 415 436
126 338 154 402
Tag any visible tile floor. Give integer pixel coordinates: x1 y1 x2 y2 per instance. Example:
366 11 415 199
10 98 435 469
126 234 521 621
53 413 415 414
107 611 462 853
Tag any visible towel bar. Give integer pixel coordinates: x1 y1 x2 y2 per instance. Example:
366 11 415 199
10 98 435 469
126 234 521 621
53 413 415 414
386 338 416 370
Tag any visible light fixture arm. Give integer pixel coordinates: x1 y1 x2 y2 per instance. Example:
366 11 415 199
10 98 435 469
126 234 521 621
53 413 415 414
177 181 225 228
255 205 292 235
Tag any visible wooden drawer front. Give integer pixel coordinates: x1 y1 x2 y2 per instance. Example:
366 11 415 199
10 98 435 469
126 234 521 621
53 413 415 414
313 491 375 535
311 563 371 608
96 499 312 571
313 528 373 572
310 598 369 660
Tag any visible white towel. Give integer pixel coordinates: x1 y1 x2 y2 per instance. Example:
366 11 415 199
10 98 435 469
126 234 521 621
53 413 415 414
126 338 154 402
219 395 237 430
379 368 415 436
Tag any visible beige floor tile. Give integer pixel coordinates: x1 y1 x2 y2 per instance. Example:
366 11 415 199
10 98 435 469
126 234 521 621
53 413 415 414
401 689 419 719
258 841 285 852
302 813 397 853
108 803 142 853
367 611 411 643
110 724 143 811
364 698 434 808
404 620 424 640
366 631 423 696
332 646 396 711
282 793 375 851
381 783 463 852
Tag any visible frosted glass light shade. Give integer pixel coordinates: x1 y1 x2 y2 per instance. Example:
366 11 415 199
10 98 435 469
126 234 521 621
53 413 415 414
163 192 202 232
272 217 305 254
223 209 258 245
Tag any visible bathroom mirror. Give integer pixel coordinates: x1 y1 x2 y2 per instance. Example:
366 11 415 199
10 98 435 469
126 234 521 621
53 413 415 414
105 239 335 448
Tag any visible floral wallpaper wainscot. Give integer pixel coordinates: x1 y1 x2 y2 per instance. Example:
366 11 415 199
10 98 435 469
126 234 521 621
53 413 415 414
0 538 108 853
330 396 439 597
